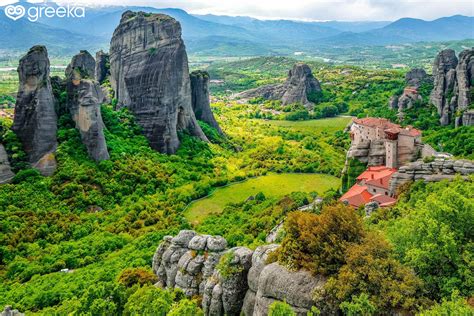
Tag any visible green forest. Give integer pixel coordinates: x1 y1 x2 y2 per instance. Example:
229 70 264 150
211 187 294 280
0 55 473 315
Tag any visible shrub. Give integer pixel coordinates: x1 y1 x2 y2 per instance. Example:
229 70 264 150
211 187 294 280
118 268 158 287
271 204 365 275
216 251 243 279
268 300 296 316
340 294 376 316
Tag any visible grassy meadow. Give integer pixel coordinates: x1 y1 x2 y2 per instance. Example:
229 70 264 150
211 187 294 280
185 172 340 224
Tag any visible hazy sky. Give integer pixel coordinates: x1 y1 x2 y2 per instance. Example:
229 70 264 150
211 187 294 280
1 0 473 21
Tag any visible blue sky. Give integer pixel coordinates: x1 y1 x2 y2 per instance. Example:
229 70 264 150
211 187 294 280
1 0 473 21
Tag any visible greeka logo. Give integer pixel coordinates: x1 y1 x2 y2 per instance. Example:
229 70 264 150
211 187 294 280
4 1 85 22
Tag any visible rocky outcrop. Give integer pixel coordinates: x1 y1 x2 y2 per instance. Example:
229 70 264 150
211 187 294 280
430 48 474 126
236 63 322 107
95 50 110 84
405 68 427 87
389 68 427 115
346 139 386 166
153 231 325 316
0 144 14 184
190 70 223 134
110 11 207 154
66 51 109 161
12 45 57 176
1 306 24 316
389 158 474 195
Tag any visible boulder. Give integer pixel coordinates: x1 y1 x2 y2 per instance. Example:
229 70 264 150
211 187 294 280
66 50 109 162
95 50 110 84
0 144 14 184
253 262 325 316
153 232 330 316
190 70 223 134
236 63 321 107
1 306 24 316
109 11 208 154
12 45 57 176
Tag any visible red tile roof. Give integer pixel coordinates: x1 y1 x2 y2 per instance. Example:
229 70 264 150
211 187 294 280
341 165 398 208
370 194 397 207
357 166 397 190
353 118 421 138
340 184 373 208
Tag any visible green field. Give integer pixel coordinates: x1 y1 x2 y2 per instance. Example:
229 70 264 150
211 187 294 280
265 116 352 134
185 173 340 224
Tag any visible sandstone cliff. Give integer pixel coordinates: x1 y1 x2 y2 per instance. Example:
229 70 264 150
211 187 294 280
66 51 110 161
12 45 57 176
236 63 322 107
389 158 474 195
110 11 207 154
152 231 322 316
190 70 223 134
430 48 474 126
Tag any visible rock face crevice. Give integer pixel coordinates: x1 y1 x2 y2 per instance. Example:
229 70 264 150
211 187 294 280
152 231 323 316
430 48 474 126
190 70 223 134
95 50 110 84
12 45 57 176
110 11 207 154
66 51 110 161
236 63 322 107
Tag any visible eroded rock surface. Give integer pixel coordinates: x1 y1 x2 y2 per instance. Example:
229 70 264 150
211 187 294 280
430 48 474 126
190 70 223 134
0 145 14 184
12 45 57 176
389 158 474 195
236 63 322 107
153 231 325 316
66 50 109 161
110 11 207 154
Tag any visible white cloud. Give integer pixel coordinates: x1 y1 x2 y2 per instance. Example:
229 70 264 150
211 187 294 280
1 0 473 21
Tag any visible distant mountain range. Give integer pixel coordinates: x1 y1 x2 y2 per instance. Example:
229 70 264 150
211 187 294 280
0 2 472 56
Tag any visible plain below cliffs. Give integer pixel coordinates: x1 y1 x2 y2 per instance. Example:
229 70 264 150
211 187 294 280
190 70 223 134
152 231 323 316
430 48 474 126
110 11 208 154
66 50 110 161
236 63 322 107
12 45 57 176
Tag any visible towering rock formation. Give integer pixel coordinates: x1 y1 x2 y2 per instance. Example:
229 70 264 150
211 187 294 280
190 70 223 134
430 48 474 126
66 50 109 161
12 45 57 176
236 63 322 107
388 68 427 115
0 145 14 184
110 11 207 154
153 231 323 316
95 50 110 84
